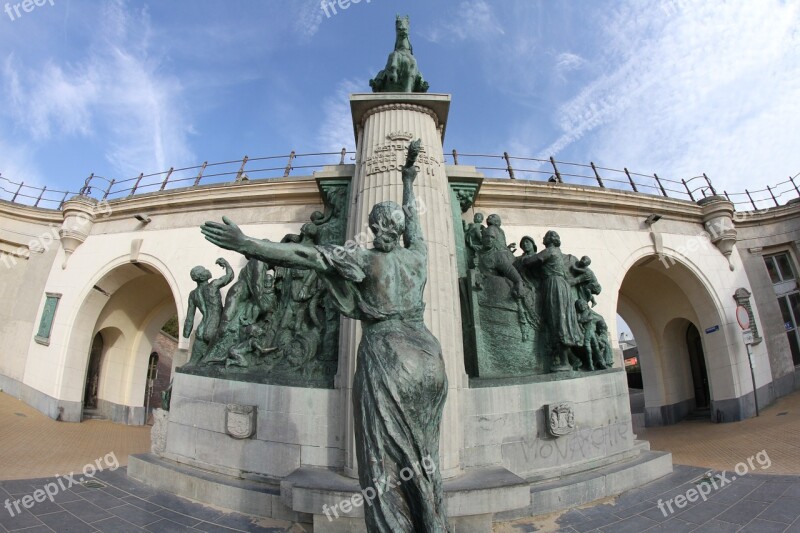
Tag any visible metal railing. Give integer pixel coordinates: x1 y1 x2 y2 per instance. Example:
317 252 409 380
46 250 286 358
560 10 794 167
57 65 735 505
0 150 353 210
444 150 800 212
1 148 797 213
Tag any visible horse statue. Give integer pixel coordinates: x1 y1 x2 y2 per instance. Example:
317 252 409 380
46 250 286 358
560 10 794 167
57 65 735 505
370 15 429 93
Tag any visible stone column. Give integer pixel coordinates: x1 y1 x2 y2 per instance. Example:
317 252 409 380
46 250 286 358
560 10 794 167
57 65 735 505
337 94 466 478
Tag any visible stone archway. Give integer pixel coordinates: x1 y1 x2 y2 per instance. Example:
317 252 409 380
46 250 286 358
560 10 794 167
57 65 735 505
616 253 738 425
62 259 180 425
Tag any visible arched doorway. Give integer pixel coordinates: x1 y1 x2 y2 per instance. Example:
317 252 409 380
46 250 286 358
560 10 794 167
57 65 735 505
617 253 737 426
67 261 179 425
686 323 710 411
83 333 104 410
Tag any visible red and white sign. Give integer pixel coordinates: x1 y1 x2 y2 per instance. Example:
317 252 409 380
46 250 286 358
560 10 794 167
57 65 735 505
736 305 750 331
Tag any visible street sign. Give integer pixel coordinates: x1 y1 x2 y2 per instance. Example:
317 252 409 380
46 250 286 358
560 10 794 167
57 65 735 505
705 325 719 334
742 329 754 345
736 305 750 330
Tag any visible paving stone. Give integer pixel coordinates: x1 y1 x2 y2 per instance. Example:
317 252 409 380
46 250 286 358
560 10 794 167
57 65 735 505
710 481 762 505
746 480 791 502
155 508 203 527
79 489 127 509
192 521 245 532
59 499 114 523
25 498 62 516
0 481 35 496
674 500 729 525
554 509 587 527
759 496 800 524
715 499 770 525
599 514 657 532
121 495 164 513
145 518 193 531
108 503 162 527
570 513 620 533
36 510 96 532
102 485 131 499
740 518 791 532
646 517 698 531
51 489 84 504
639 501 677 523
147 494 223 522
0 508 44 532
786 517 800 532
612 498 657 519
695 519 742 532
212 512 290 532
782 484 800 498
1 526 51 533
92 516 149 533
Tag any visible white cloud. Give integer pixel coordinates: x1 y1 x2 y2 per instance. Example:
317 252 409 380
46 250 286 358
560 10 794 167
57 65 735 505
0 137 45 195
423 0 504 43
555 52 586 75
295 0 326 38
532 0 800 197
317 78 362 154
1 1 195 182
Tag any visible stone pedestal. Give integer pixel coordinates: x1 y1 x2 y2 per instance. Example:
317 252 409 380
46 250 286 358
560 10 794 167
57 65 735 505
337 94 467 478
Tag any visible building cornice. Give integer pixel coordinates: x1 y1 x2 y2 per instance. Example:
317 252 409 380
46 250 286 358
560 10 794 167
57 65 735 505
472 177 705 223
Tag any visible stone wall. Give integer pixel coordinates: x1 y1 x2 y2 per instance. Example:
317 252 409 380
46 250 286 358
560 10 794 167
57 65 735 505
163 373 344 478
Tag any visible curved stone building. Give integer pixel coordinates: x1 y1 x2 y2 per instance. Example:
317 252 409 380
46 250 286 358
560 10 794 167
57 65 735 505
1 91 798 527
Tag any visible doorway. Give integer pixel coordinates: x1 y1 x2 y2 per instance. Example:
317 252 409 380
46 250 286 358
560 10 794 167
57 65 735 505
83 332 104 411
686 323 710 411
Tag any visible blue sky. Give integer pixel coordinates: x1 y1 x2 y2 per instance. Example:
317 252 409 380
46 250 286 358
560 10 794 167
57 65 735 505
1 0 799 208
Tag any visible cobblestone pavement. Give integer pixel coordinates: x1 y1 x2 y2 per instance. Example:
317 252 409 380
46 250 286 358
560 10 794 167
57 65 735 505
0 468 305 532
0 393 150 481
638 389 800 475
3 388 800 531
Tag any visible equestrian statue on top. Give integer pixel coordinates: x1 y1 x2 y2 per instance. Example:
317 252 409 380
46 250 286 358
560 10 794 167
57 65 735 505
370 15 429 93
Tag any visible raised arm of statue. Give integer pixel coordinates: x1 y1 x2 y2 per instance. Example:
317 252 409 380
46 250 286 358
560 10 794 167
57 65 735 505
211 257 234 289
201 217 329 273
402 139 424 250
183 293 196 338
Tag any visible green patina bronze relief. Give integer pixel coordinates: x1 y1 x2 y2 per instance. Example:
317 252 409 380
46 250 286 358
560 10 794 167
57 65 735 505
34 293 61 346
370 16 429 93
178 180 350 388
453 206 614 381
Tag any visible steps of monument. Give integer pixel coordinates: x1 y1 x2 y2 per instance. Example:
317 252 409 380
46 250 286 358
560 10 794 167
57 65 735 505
685 408 711 421
129 446 672 528
496 449 673 520
81 408 107 420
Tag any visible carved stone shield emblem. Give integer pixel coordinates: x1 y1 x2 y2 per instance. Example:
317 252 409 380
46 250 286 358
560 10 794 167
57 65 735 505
225 404 256 439
546 402 576 437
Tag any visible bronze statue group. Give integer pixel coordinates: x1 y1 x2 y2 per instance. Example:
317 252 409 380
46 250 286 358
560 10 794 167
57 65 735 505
181 191 347 385
465 212 614 373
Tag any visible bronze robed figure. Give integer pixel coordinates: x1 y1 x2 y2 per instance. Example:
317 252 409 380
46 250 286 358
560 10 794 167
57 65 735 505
201 140 449 532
